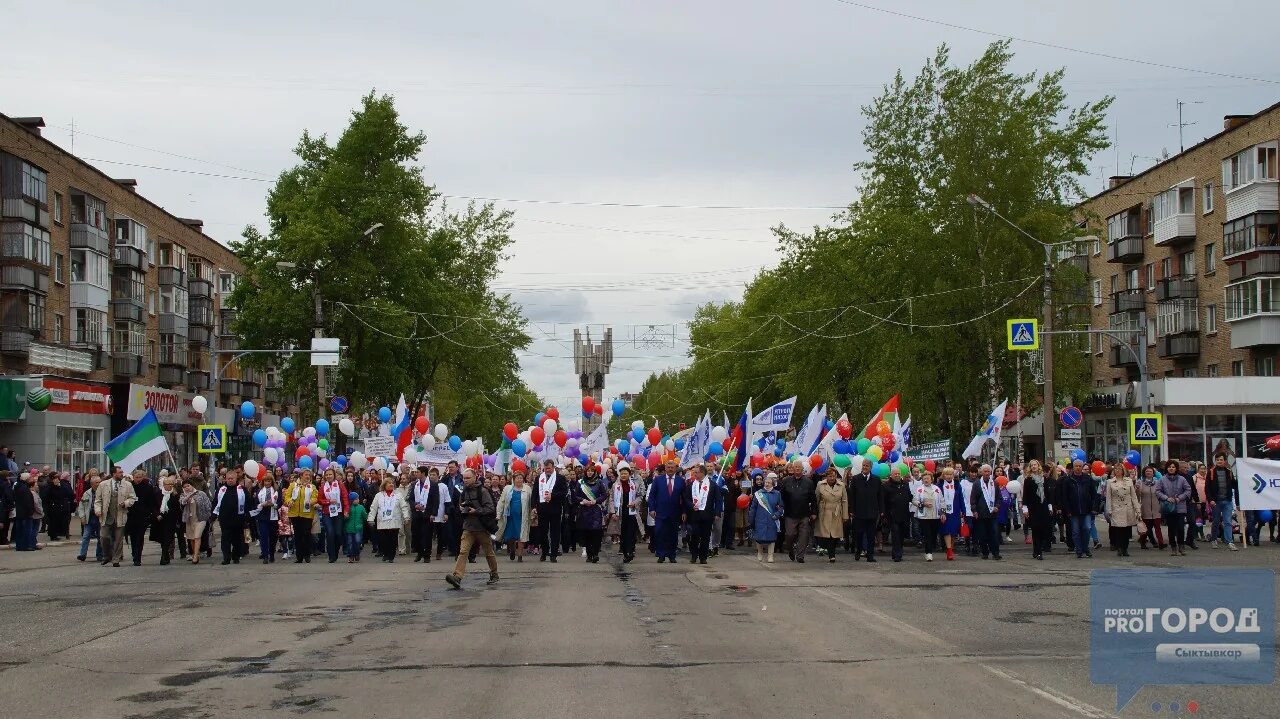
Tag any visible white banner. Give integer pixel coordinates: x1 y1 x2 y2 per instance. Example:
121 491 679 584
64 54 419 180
748 396 797 438
680 410 712 469
579 420 610 456
792 403 826 456
418 444 465 467
362 436 396 458
1232 456 1280 510
904 439 952 462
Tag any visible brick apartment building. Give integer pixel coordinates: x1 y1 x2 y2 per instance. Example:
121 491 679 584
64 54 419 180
0 113 290 473
1065 101 1280 464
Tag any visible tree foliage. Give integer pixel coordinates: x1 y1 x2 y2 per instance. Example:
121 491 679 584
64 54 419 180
229 93 538 442
628 43 1111 450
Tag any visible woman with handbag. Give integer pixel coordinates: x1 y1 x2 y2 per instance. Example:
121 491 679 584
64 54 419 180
1104 465 1140 557
747 473 782 562
497 470 532 561
1156 466 1192 557
1135 466 1164 549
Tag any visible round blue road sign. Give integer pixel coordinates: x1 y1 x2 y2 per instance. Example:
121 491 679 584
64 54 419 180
330 395 349 414
1059 405 1083 429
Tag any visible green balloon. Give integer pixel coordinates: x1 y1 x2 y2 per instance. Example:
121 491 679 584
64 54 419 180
856 437 872 454
832 454 851 468
318 438 329 451
895 462 909 476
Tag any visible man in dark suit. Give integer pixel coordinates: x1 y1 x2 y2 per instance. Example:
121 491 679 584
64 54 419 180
533 458 567 562
968 464 1002 560
443 460 466 556
684 465 721 564
847 459 883 562
409 466 441 562
647 459 686 563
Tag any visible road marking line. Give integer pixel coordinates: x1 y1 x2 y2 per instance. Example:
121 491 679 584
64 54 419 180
980 664 1113 719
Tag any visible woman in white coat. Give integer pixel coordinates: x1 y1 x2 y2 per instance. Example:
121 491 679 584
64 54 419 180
497 470 533 561
368 479 411 563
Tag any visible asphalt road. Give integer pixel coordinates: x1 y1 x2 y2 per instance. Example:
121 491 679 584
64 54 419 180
1 534 1276 719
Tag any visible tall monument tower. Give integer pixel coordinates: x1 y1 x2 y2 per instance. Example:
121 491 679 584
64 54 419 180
574 327 613 430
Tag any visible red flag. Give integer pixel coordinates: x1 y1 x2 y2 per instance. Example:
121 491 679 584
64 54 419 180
860 394 900 440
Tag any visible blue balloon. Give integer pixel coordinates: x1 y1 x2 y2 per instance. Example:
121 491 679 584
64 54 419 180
315 418 330 436
611 399 625 417
239 400 255 419
336 454 348 466
378 406 392 423
774 445 784 457
631 428 644 443
755 437 766 449
1069 448 1087 463
448 435 462 451
617 439 631 456
824 419 835 431
1125 449 1141 466
888 450 900 463
281 417 295 434
252 429 267 447
298 456 314 470
661 435 670 446
511 439 528 457
674 438 686 451
535 412 546 427
816 456 829 474
708 440 725 456
1261 510 1274 523
833 439 850 455
776 438 786 451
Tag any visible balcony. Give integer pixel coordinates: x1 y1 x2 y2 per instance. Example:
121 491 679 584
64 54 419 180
1229 248 1280 282
217 335 240 351
1110 289 1145 314
157 266 186 287
188 325 213 345
0 326 37 355
265 386 281 405
111 352 147 378
112 245 146 272
158 364 184 387
1153 213 1197 246
186 369 211 391
1106 236 1144 264
1109 342 1140 368
189 278 212 298
1224 180 1279 224
69 225 110 254
218 378 241 397
240 380 262 400
0 265 49 293
219 308 237 329
1156 275 1197 301
110 297 145 323
1158 333 1200 359
158 313 188 336
189 296 214 327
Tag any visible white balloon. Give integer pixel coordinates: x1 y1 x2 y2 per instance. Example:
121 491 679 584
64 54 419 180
710 426 728 444
402 447 418 463
631 420 644 432
263 447 279 464
350 451 367 470
462 440 476 457
1007 479 1022 496
243 459 259 477
303 427 316 438
543 419 558 435
664 439 675 451
339 418 356 437
372 457 387 471
315 448 327 458
191 395 208 415
566 418 580 433
566 437 579 449
422 435 436 452
433 423 449 441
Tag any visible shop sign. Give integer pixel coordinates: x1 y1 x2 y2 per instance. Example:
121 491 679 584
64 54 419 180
126 383 203 427
43 378 113 415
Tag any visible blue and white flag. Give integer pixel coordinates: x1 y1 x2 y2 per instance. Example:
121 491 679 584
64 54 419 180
747 396 797 447
894 414 912 452
962 400 1008 459
792 403 827 456
680 410 712 470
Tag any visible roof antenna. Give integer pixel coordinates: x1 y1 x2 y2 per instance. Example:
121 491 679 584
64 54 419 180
1171 99 1203 153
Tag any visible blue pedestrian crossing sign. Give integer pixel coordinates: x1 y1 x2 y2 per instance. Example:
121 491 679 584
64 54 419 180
197 424 227 454
1006 318 1039 350
1129 414 1162 446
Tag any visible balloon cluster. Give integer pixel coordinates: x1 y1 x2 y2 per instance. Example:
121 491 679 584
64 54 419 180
607 418 687 470
504 407 592 463
810 417 914 479
244 411 341 476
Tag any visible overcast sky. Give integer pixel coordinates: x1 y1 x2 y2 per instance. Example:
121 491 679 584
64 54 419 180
5 1 1279 409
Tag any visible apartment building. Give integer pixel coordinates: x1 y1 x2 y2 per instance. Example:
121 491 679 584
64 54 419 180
0 113 289 473
1073 101 1280 463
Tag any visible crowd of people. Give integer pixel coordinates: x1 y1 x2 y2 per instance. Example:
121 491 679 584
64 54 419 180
3 449 1276 587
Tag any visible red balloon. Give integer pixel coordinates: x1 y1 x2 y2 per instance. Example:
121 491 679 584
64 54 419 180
546 407 560 421
503 422 518 441
553 429 568 448
736 494 750 509
295 446 309 460
415 416 429 435
582 396 595 414
646 453 661 470
596 406 604 415
1267 434 1280 450
836 418 853 440
881 436 896 452
647 427 662 446
257 465 267 480
511 459 527 473
924 459 937 473
1091 460 1106 477
530 427 546 446
808 454 823 469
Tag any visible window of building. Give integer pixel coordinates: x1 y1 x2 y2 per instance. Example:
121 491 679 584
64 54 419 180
0 222 51 265
1092 279 1102 306
112 271 144 303
148 290 157 316
1145 262 1155 290
1183 368 1198 378
54 427 103 475
53 313 63 343
1154 185 1196 221
1205 243 1217 274
1092 238 1101 256
1161 257 1172 280
218 272 236 294
69 248 108 287
146 235 156 265
115 218 147 249
1232 360 1245 376
1223 212 1279 257
1126 268 1140 290
1179 250 1196 277
159 333 186 364
72 308 107 347
1203 182 1214 213
54 252 64 284
1258 357 1275 377
53 191 63 224
69 192 107 230
1157 299 1198 337
1146 204 1154 235
148 339 157 365
112 321 145 355
159 286 188 316
1223 142 1279 193
1205 303 1217 333
28 294 45 332
20 161 47 204
1207 364 1219 377
1109 274 1118 294
158 242 187 270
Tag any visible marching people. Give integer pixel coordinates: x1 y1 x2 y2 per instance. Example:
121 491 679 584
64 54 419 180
126 469 158 566
748 472 782 562
395 473 413 557
609 463 641 563
938 466 963 561
815 467 848 563
445 469 499 588
571 463 609 563
93 467 135 567
76 473 102 562
318 468 350 564
534 459 568 563
11 472 39 551
968 464 1002 561
212 471 249 565
251 472 280 564
684 465 721 565
410 467 442 562
1156 465 1192 557
368 479 410 562
1021 461 1052 560
284 470 318 563
345 492 368 562
780 460 816 563
179 478 211 564
1063 461 1098 559
847 459 881 562
1135 465 1164 550
1206 453 1239 550
40 472 74 541
647 458 685 563
1104 464 1140 557
497 469 532 561
152 474 181 565
912 471 943 561
884 468 913 562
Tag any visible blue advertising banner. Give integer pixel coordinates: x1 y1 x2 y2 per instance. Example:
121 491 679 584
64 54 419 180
1090 569 1275 711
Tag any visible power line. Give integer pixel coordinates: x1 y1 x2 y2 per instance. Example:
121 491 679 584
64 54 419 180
830 0 1280 85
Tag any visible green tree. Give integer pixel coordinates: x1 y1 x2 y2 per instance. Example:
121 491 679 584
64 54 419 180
229 93 534 442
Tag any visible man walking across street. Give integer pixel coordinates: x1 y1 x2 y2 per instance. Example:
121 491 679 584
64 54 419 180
94 467 136 567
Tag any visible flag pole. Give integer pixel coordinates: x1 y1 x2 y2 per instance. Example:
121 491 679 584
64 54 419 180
164 448 181 478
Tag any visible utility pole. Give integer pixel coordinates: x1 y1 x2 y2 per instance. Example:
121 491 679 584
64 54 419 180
313 281 325 420
1040 241 1054 464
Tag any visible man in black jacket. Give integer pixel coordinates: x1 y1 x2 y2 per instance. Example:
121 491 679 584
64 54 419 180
409 466 441 562
779 461 816 563
443 461 465 556
884 468 914 562
11 473 38 551
445 469 499 588
126 470 159 566
685 465 721 565
211 471 248 565
847 459 883 562
968 464 1002 560
533 459 568 562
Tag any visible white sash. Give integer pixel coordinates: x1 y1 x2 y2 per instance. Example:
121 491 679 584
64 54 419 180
941 482 956 514
257 487 277 520
378 492 396 521
613 481 636 515
692 478 709 511
414 481 430 507
217 486 245 514
539 473 555 503
324 482 342 517
982 479 995 509
291 484 313 514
